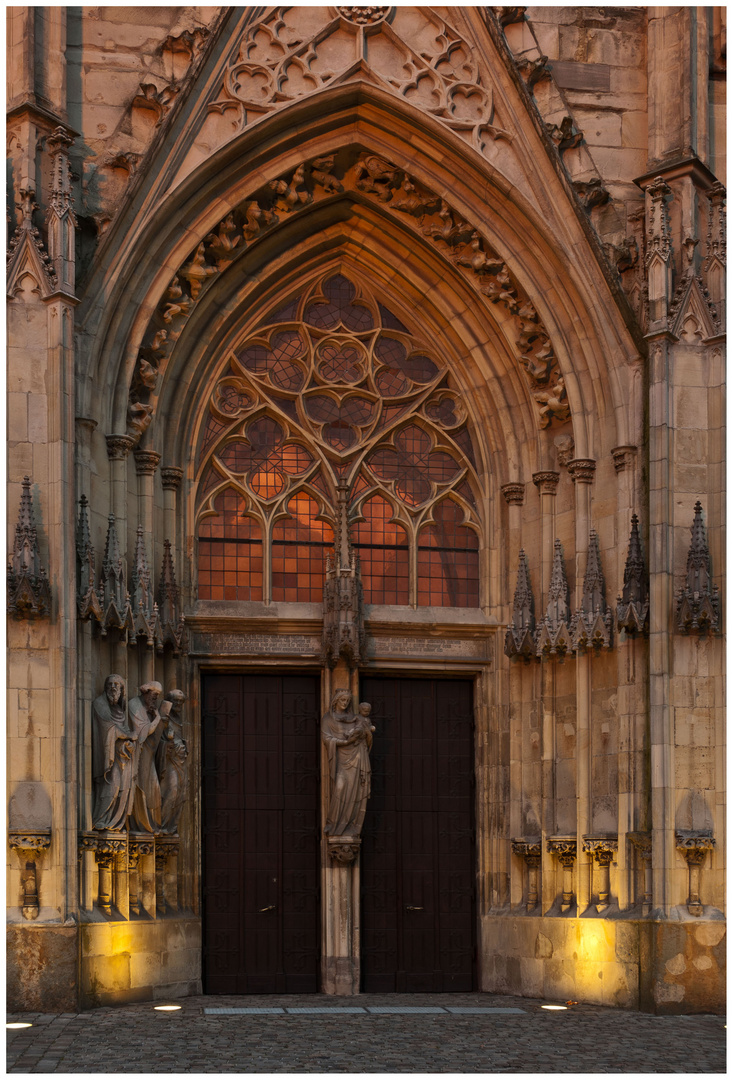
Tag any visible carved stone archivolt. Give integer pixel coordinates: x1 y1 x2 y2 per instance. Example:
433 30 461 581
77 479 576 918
7 477 52 619
127 148 569 445
322 689 374 862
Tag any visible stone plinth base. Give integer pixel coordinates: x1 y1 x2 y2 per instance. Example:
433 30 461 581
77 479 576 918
480 914 725 1014
8 923 79 1011
79 916 201 1009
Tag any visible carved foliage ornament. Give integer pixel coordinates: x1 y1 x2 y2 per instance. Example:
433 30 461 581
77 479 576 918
129 149 566 445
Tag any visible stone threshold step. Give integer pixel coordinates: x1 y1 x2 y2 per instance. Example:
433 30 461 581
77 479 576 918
204 1006 527 1015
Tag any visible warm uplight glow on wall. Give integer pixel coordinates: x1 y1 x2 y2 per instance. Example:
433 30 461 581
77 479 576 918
541 1004 568 1011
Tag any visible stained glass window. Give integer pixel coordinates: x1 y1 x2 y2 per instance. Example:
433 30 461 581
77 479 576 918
417 499 479 608
272 493 334 602
197 272 481 607
353 495 409 605
198 489 263 601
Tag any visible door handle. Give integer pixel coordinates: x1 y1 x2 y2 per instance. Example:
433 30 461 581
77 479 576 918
258 904 276 912
405 905 424 911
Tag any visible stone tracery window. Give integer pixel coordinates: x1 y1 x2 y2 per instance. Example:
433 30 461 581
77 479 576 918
195 272 481 606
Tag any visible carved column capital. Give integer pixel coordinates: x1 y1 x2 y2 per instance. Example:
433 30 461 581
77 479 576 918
327 836 361 864
532 470 560 495
501 482 525 506
161 466 184 490
675 832 715 865
8 830 51 853
568 458 596 484
511 838 541 864
105 434 135 461
611 445 637 472
133 449 161 476
582 836 617 866
547 836 576 866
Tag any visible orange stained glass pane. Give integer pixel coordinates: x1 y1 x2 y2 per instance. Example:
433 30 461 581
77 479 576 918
271 492 334 602
416 499 479 607
197 489 263 600
353 495 409 605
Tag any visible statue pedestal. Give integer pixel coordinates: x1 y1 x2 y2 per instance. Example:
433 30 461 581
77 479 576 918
322 837 361 994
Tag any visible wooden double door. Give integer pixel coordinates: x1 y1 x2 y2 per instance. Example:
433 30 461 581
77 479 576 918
201 674 475 993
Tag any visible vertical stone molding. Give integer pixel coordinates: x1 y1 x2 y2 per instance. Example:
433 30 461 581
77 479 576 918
511 839 542 911
130 524 158 647
504 549 537 661
7 476 52 618
676 833 715 917
8 831 51 920
535 539 573 660
76 494 102 622
628 831 652 915
617 514 650 636
582 837 618 912
547 837 576 912
567 458 596 485
157 543 187 654
675 502 721 634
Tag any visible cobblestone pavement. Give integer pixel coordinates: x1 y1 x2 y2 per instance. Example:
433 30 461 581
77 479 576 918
7 992 726 1074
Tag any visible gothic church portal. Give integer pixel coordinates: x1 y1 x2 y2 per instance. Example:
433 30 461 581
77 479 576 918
7 6 726 1012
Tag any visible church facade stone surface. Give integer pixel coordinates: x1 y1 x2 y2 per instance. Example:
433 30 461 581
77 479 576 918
7 6 725 1012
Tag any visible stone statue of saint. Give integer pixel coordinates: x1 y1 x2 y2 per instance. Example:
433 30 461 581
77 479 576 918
322 688 375 838
92 674 137 831
129 682 164 833
157 689 189 834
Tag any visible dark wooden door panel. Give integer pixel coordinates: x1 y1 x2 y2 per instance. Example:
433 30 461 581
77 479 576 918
202 674 320 993
361 677 475 993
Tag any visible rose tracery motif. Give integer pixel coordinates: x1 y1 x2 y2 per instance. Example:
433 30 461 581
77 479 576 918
367 424 461 506
217 416 314 499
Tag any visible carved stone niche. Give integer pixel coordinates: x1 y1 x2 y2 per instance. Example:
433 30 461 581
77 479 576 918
676 831 715 917
546 837 576 913
628 831 652 915
511 839 542 912
582 836 617 913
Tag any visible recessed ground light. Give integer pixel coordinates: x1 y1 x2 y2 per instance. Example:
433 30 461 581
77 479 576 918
541 1004 568 1011
154 1004 182 1011
7 1022 33 1029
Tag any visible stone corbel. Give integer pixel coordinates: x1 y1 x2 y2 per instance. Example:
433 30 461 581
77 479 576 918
582 836 617 912
628 831 652 915
546 837 576 912
676 832 715 917
327 836 361 864
511 839 542 911
8 830 51 920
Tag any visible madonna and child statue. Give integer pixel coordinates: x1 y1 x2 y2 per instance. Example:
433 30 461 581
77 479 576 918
321 688 375 863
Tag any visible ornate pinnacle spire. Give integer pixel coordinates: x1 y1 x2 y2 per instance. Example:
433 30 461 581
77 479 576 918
504 549 537 661
580 530 606 616
101 514 125 612
76 494 101 621
130 524 152 614
676 502 720 634
616 513 649 637
546 539 571 625
12 476 39 575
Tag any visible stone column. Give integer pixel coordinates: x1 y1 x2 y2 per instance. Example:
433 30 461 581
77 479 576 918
321 659 361 995
134 449 160 684
676 833 715 917
105 434 134 674
532 471 559 912
161 466 183 689
568 459 596 910
511 839 541 912
629 831 652 915
502 482 525 908
582 837 617 913
547 837 577 913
